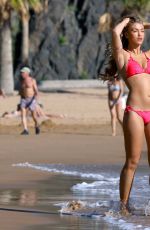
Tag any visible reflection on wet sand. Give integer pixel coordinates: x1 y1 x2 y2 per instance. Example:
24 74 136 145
0 189 38 207
19 190 38 206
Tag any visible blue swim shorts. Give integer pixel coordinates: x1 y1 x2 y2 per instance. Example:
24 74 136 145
20 97 37 111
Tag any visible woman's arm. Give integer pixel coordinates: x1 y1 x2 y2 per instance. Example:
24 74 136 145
112 18 130 50
112 18 130 70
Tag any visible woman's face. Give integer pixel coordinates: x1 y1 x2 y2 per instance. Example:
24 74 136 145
126 22 145 46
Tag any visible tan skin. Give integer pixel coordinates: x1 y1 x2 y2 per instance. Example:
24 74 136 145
108 77 124 136
112 18 150 209
20 72 39 131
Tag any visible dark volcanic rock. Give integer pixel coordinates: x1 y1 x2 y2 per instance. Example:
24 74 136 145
28 0 123 81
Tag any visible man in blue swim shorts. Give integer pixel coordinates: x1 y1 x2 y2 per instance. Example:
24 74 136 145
19 67 40 135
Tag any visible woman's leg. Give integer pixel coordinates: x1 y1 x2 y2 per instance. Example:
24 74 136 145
116 102 123 127
120 111 144 205
144 123 150 167
108 101 117 136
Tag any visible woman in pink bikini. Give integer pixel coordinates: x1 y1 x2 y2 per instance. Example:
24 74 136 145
112 15 150 214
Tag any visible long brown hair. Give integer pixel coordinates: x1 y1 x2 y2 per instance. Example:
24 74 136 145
99 15 143 81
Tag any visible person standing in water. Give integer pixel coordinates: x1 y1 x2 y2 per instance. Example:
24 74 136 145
110 15 150 214
19 67 40 135
107 74 124 136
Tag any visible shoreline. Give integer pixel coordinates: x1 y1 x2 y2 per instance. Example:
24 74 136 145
0 131 148 229
0 130 147 185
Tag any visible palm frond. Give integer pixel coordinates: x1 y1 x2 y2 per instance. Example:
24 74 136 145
11 0 42 14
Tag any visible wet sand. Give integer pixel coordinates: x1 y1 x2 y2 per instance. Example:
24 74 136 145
0 88 148 229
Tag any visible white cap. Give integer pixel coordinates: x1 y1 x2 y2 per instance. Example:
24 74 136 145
20 67 31 74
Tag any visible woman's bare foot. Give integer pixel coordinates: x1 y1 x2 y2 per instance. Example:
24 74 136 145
119 202 131 216
112 132 116 136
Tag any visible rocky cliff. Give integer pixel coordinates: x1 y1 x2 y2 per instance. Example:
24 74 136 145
28 0 124 81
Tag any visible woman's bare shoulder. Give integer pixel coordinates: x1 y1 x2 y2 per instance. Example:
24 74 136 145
144 50 150 58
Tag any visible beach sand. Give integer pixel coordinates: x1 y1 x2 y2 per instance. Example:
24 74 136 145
0 88 148 229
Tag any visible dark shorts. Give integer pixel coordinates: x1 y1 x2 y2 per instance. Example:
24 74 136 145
20 97 37 111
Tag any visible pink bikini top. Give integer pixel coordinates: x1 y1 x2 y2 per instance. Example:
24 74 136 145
126 52 150 78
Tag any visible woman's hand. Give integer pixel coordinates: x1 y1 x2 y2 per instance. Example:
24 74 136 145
122 18 130 26
113 18 130 35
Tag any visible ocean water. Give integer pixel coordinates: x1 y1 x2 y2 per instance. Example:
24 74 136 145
3 163 150 229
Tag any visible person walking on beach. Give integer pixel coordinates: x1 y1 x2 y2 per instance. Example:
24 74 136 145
110 15 150 214
19 67 40 135
107 74 124 136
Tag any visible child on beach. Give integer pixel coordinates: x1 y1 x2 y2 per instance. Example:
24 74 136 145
110 15 150 214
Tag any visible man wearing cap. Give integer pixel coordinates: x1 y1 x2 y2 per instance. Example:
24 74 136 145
19 67 40 135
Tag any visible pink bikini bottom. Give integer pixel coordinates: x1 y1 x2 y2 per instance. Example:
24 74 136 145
125 105 150 125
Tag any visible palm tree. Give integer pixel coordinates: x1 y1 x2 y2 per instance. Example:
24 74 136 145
0 0 44 94
11 0 42 64
0 0 14 94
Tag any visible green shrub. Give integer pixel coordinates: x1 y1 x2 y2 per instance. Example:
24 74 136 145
58 35 68 45
80 70 88 79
